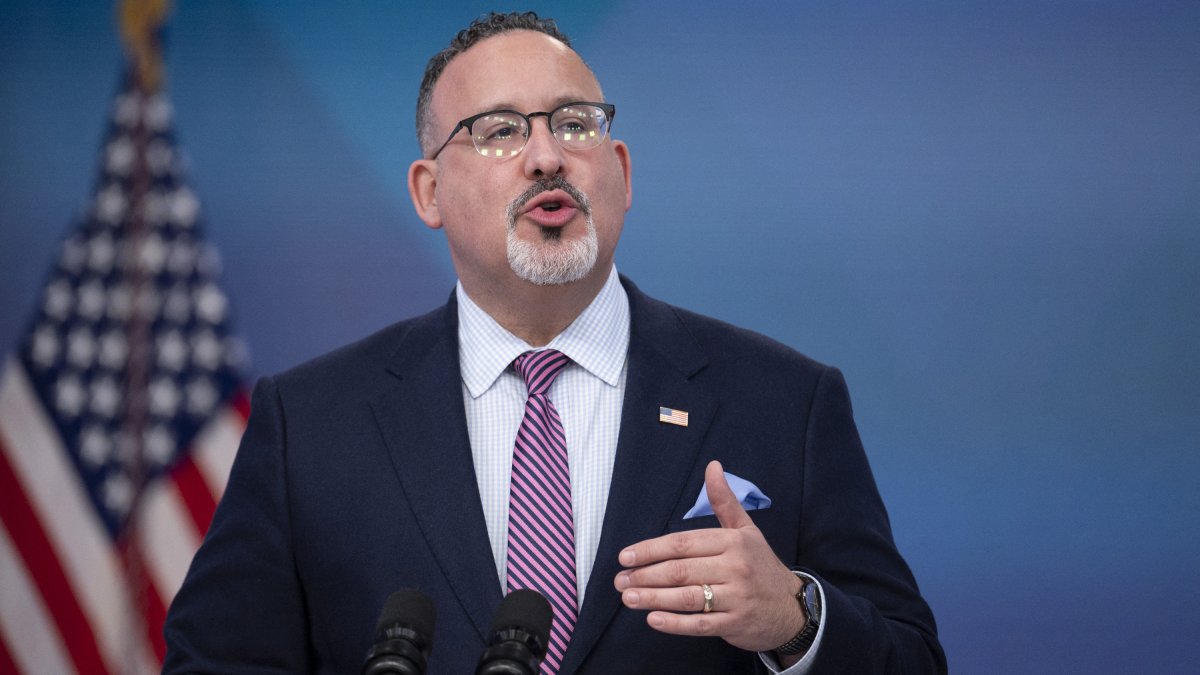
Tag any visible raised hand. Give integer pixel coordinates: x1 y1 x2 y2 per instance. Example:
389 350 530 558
614 460 806 654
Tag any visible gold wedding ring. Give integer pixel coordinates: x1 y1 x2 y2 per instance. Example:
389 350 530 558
701 583 714 613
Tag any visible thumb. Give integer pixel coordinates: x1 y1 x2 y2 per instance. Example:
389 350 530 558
706 460 753 529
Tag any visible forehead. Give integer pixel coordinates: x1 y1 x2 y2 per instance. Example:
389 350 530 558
431 30 603 122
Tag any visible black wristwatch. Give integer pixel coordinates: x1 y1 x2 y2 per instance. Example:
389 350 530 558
775 573 821 656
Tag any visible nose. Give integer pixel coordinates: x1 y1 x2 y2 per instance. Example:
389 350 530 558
521 115 566 179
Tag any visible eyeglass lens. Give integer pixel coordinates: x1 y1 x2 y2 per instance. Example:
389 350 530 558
470 104 610 157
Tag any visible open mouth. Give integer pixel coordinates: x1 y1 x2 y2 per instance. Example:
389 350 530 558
508 180 589 232
518 189 580 228
523 189 578 215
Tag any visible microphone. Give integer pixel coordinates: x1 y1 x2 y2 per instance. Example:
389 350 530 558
362 588 436 675
475 589 554 675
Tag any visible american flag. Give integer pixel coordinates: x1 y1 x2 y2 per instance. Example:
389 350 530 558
0 58 247 673
659 406 689 427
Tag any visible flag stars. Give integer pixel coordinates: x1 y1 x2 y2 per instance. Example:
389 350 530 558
43 279 73 320
98 330 129 370
87 232 116 274
195 284 228 324
191 330 222 370
79 424 113 467
77 279 107 321
145 425 176 466
56 375 86 418
156 330 188 371
148 376 181 417
166 241 197 277
145 95 173 131
163 286 192 324
66 326 97 369
170 187 199 228
90 376 122 418
138 233 168 273
102 473 134 516
186 377 218 416
95 183 127 225
105 136 135 175
30 324 60 368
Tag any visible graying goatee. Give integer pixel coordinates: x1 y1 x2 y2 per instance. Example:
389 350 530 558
505 177 598 286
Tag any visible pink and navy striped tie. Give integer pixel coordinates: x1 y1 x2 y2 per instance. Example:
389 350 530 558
506 349 577 673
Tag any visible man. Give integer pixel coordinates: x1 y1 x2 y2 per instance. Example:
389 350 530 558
164 12 944 674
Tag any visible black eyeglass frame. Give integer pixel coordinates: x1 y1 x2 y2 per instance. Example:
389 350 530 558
428 101 616 160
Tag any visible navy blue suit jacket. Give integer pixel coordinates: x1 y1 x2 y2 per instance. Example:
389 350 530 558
163 277 945 674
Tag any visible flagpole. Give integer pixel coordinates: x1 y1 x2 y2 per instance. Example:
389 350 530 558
117 2 172 672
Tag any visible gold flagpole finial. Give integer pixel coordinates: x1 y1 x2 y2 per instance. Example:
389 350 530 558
118 0 173 92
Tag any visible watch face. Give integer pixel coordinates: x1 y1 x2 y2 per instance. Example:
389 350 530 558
803 581 821 621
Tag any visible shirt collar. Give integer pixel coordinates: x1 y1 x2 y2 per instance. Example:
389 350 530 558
457 265 630 398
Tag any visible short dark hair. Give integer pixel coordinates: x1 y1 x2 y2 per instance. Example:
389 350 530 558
416 11 573 155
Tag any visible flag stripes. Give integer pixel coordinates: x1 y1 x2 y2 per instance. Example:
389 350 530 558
1 366 124 673
119 541 168 664
167 455 218 537
1 358 245 673
2 360 243 667
0 435 110 674
0 524 75 674
0 615 20 675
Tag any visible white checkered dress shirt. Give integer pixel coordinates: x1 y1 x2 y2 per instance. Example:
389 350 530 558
457 265 629 606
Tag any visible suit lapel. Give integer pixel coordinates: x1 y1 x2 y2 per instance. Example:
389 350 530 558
369 298 502 641
562 280 717 672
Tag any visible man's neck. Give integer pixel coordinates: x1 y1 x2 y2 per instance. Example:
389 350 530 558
458 266 612 347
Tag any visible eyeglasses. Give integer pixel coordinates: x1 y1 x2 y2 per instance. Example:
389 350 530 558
429 101 616 160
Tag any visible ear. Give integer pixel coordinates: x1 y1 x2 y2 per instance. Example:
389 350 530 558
612 139 633 211
407 158 442 229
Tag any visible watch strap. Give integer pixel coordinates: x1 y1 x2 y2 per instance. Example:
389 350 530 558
775 572 821 656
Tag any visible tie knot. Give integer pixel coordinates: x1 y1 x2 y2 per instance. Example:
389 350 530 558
514 349 570 396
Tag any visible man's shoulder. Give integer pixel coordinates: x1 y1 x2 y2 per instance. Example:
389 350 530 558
268 299 452 394
625 279 831 381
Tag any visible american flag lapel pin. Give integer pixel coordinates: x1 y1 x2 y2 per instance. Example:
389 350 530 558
659 406 689 427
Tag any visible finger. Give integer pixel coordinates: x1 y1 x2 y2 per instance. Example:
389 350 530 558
615 555 723 590
620 583 717 613
644 610 727 638
705 460 753 530
618 528 729 568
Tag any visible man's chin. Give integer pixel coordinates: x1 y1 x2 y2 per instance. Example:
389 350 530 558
507 242 597 286
509 263 595 287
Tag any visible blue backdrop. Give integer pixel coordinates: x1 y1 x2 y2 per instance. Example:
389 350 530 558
2 1 1197 672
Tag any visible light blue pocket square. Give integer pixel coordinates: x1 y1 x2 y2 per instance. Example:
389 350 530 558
683 472 772 518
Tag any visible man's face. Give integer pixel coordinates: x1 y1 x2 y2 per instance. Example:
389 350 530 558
409 31 632 295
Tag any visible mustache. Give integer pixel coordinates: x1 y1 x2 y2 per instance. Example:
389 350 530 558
506 176 592 224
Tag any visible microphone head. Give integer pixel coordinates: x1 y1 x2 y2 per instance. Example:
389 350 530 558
363 588 436 674
375 588 436 645
489 589 552 657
